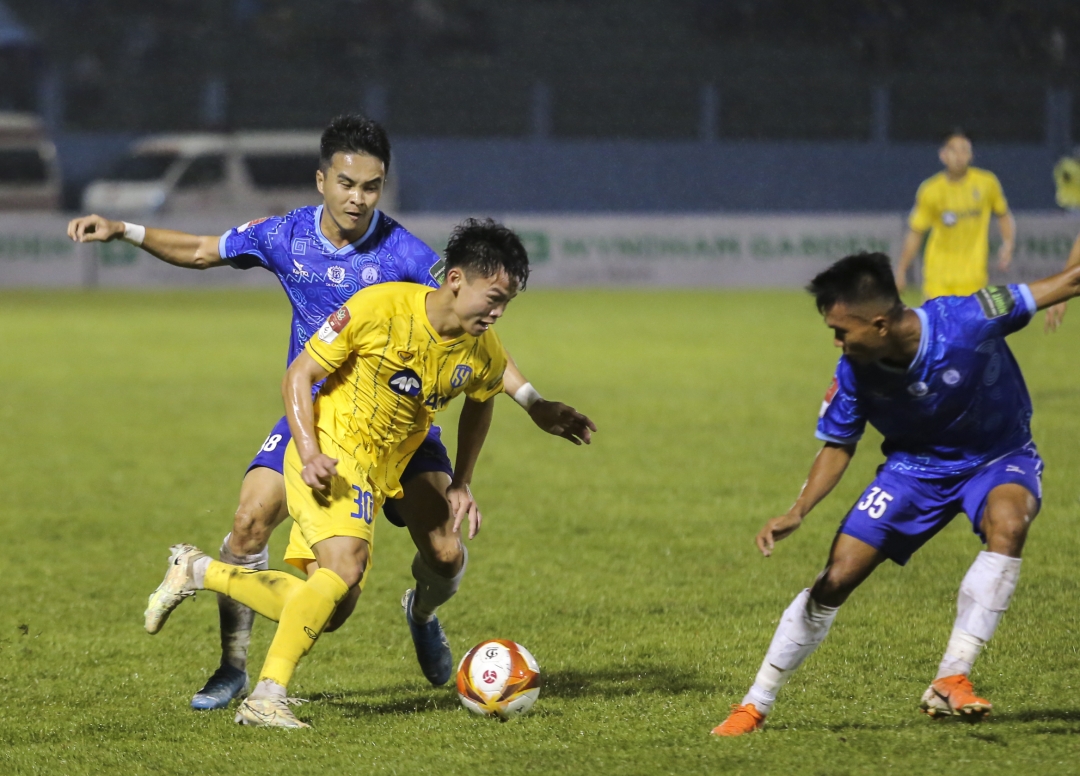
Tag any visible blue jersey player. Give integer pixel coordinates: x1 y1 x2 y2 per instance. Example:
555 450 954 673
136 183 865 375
68 115 596 711
714 252 1080 736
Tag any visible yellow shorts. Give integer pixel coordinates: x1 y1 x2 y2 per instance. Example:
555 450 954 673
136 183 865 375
923 277 987 299
282 439 384 584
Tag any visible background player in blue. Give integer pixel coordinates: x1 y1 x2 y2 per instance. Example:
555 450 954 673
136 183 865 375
713 252 1080 736
67 115 596 710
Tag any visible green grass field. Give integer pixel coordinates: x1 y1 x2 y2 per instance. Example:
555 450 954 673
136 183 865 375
2 288 1079 775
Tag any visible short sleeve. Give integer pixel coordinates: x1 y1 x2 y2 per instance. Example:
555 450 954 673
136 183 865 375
970 284 1036 338
464 334 508 403
218 216 284 271
403 237 445 288
908 180 936 233
987 173 1009 216
304 300 366 373
815 360 866 444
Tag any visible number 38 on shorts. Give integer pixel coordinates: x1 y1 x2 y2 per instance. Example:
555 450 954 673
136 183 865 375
857 487 893 519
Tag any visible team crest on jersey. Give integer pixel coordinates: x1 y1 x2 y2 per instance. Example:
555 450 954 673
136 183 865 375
907 381 929 397
450 364 473 389
942 369 961 386
361 265 380 284
317 305 351 343
238 217 270 233
327 266 346 284
389 368 422 397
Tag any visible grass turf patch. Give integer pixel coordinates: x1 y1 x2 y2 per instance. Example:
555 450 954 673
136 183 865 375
1 288 1078 775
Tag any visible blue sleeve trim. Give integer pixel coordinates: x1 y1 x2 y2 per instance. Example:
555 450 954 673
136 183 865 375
1017 284 1037 316
218 232 236 267
815 430 862 445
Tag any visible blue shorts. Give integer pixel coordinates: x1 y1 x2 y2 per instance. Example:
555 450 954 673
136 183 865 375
839 443 1043 566
246 417 454 528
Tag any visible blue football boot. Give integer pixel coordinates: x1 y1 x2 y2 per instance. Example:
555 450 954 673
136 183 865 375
402 589 453 686
191 664 248 710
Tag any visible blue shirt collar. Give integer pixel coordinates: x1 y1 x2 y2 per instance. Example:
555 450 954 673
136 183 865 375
908 307 930 372
313 205 381 254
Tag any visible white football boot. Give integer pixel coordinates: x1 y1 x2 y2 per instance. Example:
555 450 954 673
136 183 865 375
235 697 311 728
144 544 206 634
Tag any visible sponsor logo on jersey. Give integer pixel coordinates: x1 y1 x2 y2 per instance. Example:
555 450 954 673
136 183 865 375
389 368 422 397
819 376 839 418
317 305 351 343
942 369 961 385
327 266 346 284
976 286 1016 319
292 259 310 278
942 211 958 226
450 364 473 389
398 350 415 363
238 217 270 233
361 264 380 284
429 257 447 285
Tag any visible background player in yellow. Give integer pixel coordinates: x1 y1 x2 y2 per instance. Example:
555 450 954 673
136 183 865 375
895 130 1016 298
143 218 528 728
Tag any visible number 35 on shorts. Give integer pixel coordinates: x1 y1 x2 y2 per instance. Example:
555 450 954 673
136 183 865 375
857 487 893 519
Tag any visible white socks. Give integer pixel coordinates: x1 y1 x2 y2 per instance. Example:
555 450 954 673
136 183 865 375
249 678 286 701
935 551 1021 679
742 589 839 715
216 534 270 672
410 546 468 624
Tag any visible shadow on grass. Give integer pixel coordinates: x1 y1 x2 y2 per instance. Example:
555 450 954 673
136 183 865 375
311 664 710 718
815 707 1080 734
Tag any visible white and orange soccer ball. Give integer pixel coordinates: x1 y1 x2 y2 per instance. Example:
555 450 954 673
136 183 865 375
456 639 541 720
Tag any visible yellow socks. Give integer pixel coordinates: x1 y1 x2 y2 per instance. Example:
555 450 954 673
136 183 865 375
258 567 350 688
203 560 304 621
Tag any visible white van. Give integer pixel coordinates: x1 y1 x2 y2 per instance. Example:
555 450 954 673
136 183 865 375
82 131 398 216
0 112 61 210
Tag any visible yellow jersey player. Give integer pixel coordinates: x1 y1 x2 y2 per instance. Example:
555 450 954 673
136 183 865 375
144 218 527 728
895 130 1016 298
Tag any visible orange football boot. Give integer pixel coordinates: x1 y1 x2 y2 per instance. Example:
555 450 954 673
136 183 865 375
920 674 992 719
711 703 766 736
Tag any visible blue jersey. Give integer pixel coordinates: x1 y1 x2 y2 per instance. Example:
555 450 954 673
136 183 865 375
816 284 1037 478
218 206 444 366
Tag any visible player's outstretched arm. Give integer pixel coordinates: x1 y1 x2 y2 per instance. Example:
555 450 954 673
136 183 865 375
449 396 495 540
282 351 336 490
756 442 856 557
66 214 224 270
502 351 597 445
894 229 925 292
1044 231 1080 332
1027 262 1080 315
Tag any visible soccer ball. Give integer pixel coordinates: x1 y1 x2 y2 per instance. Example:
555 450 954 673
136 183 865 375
456 639 541 720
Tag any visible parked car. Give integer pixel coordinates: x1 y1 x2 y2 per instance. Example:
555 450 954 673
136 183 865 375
0 112 61 210
81 131 398 216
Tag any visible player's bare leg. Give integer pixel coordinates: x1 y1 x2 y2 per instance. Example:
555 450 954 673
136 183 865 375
396 470 464 686
191 466 290 710
922 484 1037 720
714 535 886 736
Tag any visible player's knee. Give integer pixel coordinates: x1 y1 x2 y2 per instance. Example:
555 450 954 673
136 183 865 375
324 588 361 632
230 504 275 553
423 537 463 577
812 564 859 607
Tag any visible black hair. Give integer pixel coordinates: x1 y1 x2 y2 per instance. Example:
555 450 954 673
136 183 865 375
806 252 902 316
445 218 530 290
942 127 971 146
320 114 391 172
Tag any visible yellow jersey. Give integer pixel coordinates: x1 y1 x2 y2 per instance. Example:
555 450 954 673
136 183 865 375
303 282 507 499
908 167 1009 297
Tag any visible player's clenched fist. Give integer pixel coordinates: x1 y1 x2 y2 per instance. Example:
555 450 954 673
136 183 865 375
67 214 124 243
755 512 804 557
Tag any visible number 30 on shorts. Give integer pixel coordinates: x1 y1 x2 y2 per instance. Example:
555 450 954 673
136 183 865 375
857 487 893 519
351 485 375 524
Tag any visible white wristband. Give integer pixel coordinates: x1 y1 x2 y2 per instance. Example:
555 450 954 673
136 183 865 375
122 222 146 246
512 382 542 410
